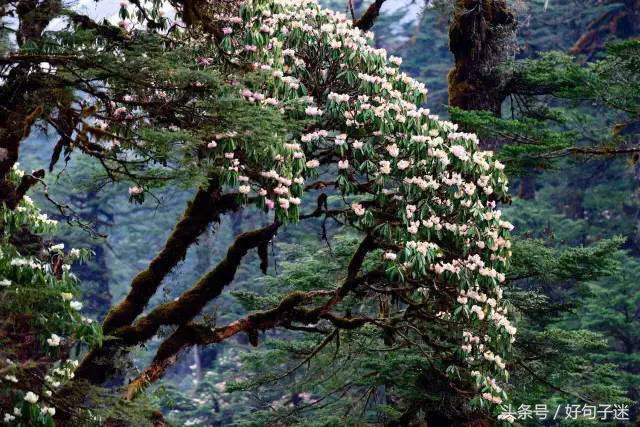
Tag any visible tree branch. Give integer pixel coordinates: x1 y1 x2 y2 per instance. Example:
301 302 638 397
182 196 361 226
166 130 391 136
115 222 280 345
353 0 386 31
73 221 278 385
101 179 239 334
125 235 379 397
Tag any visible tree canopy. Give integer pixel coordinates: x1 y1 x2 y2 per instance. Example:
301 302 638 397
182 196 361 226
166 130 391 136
1 0 639 425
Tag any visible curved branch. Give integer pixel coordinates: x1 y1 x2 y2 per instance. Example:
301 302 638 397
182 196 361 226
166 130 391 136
354 0 386 31
126 293 376 399
101 179 239 334
115 222 280 345
126 236 379 397
74 221 278 384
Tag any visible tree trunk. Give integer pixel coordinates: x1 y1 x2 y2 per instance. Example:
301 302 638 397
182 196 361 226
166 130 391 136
448 0 517 115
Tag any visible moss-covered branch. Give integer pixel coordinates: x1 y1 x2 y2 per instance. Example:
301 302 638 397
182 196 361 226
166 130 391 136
125 236 379 398
73 222 279 385
101 180 239 334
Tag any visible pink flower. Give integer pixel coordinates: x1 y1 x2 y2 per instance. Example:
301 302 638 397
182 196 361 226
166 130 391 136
351 203 365 216
265 199 274 210
278 198 290 209
197 57 213 66
383 252 397 261
222 27 233 35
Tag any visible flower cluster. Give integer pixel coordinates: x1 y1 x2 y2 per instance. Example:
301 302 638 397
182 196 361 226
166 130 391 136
1 166 101 424
208 0 514 413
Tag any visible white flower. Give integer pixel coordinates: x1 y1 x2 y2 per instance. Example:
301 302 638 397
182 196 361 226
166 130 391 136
47 334 61 347
238 185 251 194
41 406 55 416
389 55 402 66
379 161 391 174
337 160 349 169
278 198 290 209
207 141 217 148
24 391 39 403
69 301 83 311
397 160 410 170
49 243 64 251
4 414 15 423
386 144 399 157
4 375 18 383
0 279 11 287
450 145 469 161
305 159 320 168
128 186 143 196
498 413 515 423
60 292 73 301
470 305 485 320
304 106 323 116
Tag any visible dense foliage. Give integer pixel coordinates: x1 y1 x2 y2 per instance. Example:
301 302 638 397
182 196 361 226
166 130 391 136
1 0 639 425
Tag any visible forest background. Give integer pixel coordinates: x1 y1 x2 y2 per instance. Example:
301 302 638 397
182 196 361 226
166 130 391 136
3 0 640 425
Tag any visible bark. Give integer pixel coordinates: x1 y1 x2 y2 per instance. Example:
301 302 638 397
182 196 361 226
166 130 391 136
125 290 373 399
73 222 279 385
0 106 44 209
517 173 536 200
100 180 239 334
354 0 386 31
116 222 279 345
15 0 61 46
448 0 517 115
124 235 378 398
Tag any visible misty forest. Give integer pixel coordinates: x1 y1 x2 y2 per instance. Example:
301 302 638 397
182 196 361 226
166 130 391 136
1 0 639 425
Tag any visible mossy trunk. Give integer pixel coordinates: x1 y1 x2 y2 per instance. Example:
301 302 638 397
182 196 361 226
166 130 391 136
448 0 517 115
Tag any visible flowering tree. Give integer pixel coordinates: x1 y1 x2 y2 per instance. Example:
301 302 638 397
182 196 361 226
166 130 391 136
0 165 101 425
1 0 515 423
